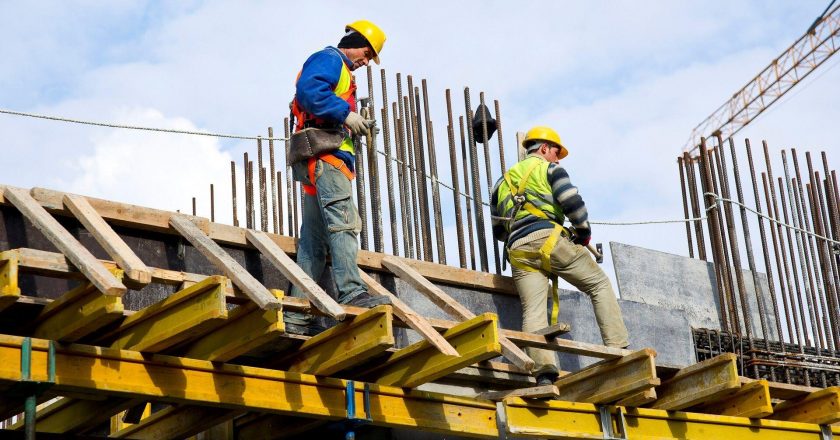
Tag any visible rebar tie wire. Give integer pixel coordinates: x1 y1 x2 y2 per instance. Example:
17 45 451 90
3 107 840 243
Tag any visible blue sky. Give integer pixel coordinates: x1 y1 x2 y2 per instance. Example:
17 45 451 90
1 1 839 282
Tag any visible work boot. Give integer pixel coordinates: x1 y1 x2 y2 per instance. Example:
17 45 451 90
285 322 327 337
535 373 559 387
344 292 391 308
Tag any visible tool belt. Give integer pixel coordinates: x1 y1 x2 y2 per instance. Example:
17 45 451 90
287 127 346 166
301 154 356 196
507 224 569 325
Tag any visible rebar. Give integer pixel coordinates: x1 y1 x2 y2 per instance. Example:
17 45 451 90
465 87 489 272
446 89 467 268
258 137 268 232
354 127 369 250
396 74 416 258
231 161 238 227
268 127 278 234
776 174 811 350
460 115 477 271
192 197 196 216
480 92 502 274
366 67 383 253
244 152 252 229
684 152 707 260
709 146 738 332
808 153 840 351
403 95 422 258
210 184 215 223
393 101 412 257
678 156 695 258
422 79 446 264
494 99 507 173
409 78 432 261
380 69 399 256
277 170 283 235
284 118 295 237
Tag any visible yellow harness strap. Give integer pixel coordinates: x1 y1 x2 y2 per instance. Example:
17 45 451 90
508 224 567 325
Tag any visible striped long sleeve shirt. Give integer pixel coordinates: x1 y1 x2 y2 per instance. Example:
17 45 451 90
491 156 591 246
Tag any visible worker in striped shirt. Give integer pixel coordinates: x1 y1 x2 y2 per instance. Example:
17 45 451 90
490 126 629 386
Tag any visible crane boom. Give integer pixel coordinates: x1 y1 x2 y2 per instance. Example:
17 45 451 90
684 3 840 154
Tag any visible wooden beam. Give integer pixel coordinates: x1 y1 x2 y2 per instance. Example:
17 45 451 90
359 270 458 356
179 289 284 362
616 387 658 407
694 379 773 419
381 255 535 372
63 194 152 286
477 385 559 401
246 229 345 320
741 376 821 401
652 353 741 411
33 275 125 342
771 386 840 425
532 322 571 338
98 275 228 352
448 361 536 387
362 313 502 388
169 214 281 310
3 187 126 296
0 253 21 313
552 348 659 404
111 405 244 440
10 397 140 434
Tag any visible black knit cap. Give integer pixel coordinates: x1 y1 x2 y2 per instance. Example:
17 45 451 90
338 31 371 50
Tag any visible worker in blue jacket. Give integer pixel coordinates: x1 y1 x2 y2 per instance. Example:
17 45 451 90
285 20 390 335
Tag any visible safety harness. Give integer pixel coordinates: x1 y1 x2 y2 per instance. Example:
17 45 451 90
502 160 569 325
302 153 356 196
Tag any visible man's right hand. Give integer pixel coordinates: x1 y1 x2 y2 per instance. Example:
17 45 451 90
344 111 369 136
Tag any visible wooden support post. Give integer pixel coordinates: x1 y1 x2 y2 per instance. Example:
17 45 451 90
552 348 659 404
652 353 741 411
362 313 502 388
98 275 228 352
169 214 281 310
3 187 126 296
359 270 458 356
245 230 345 320
477 385 559 401
180 289 284 362
381 256 534 372
770 386 840 424
63 194 152 286
277 304 394 376
694 379 773 419
0 253 21 313
33 273 125 342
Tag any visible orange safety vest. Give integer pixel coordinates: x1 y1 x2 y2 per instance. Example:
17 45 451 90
291 51 357 196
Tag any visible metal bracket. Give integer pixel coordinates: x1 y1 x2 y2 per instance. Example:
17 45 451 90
344 380 373 440
8 337 55 397
598 406 628 440
821 424 834 440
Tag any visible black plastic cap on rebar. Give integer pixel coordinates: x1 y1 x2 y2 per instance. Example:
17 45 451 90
471 103 497 144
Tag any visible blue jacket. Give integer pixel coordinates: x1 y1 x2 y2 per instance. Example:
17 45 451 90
296 46 353 125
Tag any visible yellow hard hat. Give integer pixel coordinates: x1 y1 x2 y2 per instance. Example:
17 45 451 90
346 20 386 64
522 126 568 160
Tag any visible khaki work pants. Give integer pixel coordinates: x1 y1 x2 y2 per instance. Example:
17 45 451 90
510 234 629 376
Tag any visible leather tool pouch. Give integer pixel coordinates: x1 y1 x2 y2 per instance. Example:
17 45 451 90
287 128 344 166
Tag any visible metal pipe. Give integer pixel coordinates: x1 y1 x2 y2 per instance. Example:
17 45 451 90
269 127 278 234
678 156 695 258
465 87 489 272
460 115 477 271
231 161 239 227
684 153 707 260
446 89 467 268
480 92 502 274
380 69 399 256
396 74 416 258
699 138 732 332
422 79 446 264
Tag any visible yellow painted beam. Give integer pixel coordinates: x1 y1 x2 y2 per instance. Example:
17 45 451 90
651 353 741 410
180 289 284 362
503 398 840 440
0 253 21 312
10 396 140 434
32 270 125 342
362 313 502 388
552 348 659 404
0 335 500 438
282 304 394 376
99 275 228 352
695 379 773 419
771 386 840 425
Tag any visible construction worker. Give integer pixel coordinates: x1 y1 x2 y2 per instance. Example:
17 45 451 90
285 20 390 335
490 126 629 385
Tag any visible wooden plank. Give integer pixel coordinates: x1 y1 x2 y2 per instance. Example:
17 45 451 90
616 387 658 407
477 385 559 401
33 276 125 342
652 353 741 411
179 289 284 362
381 255 535 372
3 187 126 296
360 270 459 356
111 406 243 440
169 214 280 310
533 322 571 337
694 379 773 419
100 275 228 352
245 229 345 319
741 376 821 401
552 348 659 404
771 386 840 425
0 253 21 313
279 304 394 376
10 397 141 434
63 194 152 286
363 313 503 388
